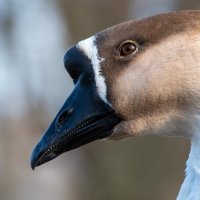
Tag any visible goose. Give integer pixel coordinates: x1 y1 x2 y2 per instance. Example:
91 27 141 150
31 10 200 199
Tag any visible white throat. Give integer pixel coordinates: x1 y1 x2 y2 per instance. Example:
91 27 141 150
177 136 200 200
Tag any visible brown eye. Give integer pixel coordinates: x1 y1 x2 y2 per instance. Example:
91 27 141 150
119 40 138 56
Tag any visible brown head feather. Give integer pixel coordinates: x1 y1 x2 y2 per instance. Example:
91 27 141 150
95 10 200 139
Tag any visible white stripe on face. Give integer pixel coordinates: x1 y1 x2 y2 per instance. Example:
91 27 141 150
77 36 110 105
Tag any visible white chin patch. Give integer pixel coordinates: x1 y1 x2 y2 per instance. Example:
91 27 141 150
77 36 111 106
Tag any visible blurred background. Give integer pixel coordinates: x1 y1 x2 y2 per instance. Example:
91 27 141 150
0 0 199 200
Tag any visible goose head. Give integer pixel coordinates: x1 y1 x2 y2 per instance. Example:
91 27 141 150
31 10 200 170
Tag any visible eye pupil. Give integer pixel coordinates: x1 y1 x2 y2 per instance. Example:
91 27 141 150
124 45 134 53
120 41 138 56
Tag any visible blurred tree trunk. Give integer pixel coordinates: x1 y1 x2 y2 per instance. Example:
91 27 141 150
57 0 131 43
130 0 175 19
175 0 200 9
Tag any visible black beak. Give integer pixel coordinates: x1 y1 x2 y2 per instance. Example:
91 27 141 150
31 46 120 169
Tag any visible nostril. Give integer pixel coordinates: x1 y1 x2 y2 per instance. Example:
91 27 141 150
57 108 73 127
